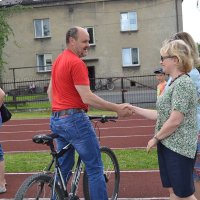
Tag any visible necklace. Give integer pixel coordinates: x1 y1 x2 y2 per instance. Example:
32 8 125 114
168 73 185 86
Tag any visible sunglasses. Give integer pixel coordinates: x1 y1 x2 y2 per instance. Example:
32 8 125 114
160 56 176 62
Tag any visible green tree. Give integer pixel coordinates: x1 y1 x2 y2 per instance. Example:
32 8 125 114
0 5 25 82
0 8 13 81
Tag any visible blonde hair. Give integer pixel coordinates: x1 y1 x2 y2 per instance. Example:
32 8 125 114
170 32 200 67
160 40 193 73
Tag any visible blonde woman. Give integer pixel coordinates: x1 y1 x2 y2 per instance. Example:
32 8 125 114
165 32 200 199
0 88 6 193
131 40 198 200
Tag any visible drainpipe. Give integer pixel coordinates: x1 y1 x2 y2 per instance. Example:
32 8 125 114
175 0 179 32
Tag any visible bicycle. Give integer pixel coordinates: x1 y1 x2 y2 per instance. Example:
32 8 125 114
14 115 120 200
95 78 115 91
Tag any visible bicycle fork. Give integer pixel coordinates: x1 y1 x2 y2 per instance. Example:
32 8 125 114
69 156 83 198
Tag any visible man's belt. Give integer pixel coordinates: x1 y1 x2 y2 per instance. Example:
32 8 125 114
52 108 85 117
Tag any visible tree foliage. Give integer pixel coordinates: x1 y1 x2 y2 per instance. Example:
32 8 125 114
0 6 25 82
0 8 13 80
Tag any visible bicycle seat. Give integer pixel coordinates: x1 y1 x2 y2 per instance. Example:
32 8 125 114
32 134 58 144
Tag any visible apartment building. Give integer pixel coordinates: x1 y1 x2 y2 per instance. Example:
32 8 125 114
0 0 183 82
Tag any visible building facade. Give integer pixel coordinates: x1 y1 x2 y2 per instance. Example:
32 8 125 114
1 0 183 82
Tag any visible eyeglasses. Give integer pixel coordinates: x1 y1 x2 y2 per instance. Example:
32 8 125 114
160 56 176 62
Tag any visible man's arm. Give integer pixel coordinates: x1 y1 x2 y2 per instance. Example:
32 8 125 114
75 85 132 117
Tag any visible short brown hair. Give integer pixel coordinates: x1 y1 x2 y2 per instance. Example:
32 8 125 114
66 27 78 44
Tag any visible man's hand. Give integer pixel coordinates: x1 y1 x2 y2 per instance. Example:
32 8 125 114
116 103 134 117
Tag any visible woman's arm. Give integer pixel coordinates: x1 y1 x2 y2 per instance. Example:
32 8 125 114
0 88 5 107
147 110 184 152
131 105 158 120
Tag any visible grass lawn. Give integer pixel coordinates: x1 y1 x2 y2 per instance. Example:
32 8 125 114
5 149 158 173
11 108 116 119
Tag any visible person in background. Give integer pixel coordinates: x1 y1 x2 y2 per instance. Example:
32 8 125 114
164 31 200 199
131 39 198 200
47 26 132 200
0 88 6 193
153 67 167 97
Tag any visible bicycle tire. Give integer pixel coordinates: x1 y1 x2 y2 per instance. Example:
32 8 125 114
83 146 120 200
107 82 115 90
95 82 101 90
14 173 64 200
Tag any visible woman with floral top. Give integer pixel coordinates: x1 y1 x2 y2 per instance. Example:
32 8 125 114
164 32 200 200
131 40 198 200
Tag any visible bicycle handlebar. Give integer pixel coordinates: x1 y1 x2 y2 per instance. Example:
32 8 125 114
89 115 118 123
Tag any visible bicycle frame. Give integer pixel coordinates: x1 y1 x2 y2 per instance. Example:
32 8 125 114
69 156 84 197
44 142 83 199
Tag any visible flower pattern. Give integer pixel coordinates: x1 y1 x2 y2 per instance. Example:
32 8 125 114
156 75 198 158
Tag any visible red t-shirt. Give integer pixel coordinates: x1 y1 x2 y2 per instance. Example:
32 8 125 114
52 49 89 111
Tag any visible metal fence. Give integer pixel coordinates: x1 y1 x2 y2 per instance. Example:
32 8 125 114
1 75 157 111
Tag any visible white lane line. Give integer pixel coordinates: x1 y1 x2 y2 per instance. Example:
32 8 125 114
0 125 154 134
4 118 152 126
5 170 159 174
5 150 49 153
0 139 32 143
0 134 151 143
0 130 51 134
3 123 50 127
100 135 151 138
0 197 168 199
95 126 155 130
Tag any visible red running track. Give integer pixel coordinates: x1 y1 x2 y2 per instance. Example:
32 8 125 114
0 115 169 199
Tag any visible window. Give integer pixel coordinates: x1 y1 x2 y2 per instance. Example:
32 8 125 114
34 19 51 38
122 48 139 67
37 54 52 72
120 11 137 31
85 27 95 45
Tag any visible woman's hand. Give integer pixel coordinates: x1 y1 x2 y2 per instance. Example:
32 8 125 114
146 137 159 153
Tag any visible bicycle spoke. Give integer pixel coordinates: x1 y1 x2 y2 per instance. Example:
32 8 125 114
15 174 63 200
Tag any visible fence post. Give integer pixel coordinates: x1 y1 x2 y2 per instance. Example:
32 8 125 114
11 68 18 109
121 77 125 103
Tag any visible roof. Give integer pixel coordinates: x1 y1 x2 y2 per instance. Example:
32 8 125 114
0 0 22 6
0 0 70 7
0 0 185 7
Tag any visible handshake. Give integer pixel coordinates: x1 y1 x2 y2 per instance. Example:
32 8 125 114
116 103 135 118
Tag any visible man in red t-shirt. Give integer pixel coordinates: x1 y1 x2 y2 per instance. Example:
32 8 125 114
47 26 131 200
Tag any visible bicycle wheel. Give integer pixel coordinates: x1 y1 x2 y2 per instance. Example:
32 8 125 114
83 146 120 200
95 82 101 90
107 82 114 90
14 173 64 200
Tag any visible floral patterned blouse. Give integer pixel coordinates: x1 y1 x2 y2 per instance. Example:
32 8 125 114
156 74 198 158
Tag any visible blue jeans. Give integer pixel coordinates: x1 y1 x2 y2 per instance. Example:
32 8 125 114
50 112 108 200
